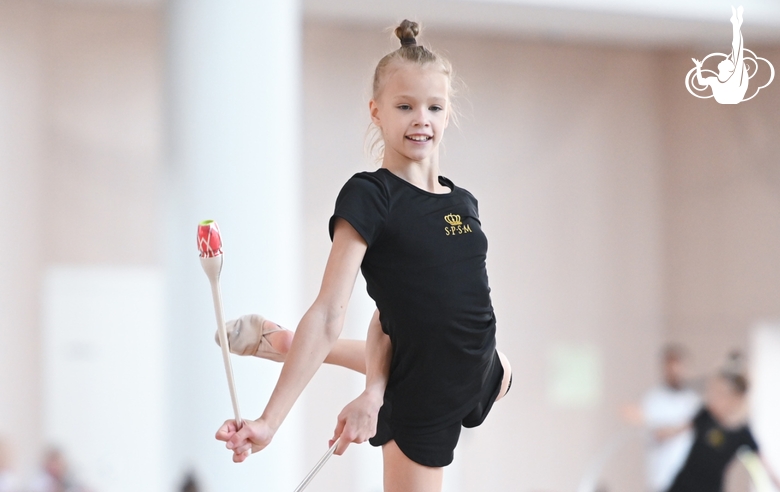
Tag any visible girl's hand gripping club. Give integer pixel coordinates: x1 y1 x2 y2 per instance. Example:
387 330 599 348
198 220 244 429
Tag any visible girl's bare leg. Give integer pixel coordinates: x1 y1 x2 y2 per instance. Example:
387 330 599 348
262 323 367 374
383 440 443 492
264 331 511 391
376 352 510 492
324 339 366 374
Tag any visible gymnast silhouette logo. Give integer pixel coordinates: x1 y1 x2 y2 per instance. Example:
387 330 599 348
685 6 774 104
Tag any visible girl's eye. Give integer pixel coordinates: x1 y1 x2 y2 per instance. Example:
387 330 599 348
430 105 443 112
397 104 411 110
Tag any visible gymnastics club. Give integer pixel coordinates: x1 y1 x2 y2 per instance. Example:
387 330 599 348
197 220 244 430
292 440 339 492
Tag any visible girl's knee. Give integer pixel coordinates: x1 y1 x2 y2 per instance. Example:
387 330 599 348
496 351 512 402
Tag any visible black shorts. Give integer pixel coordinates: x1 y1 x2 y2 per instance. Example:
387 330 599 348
370 350 507 467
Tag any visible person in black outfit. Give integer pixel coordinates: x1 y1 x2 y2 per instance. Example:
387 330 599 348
215 19 513 492
662 362 779 492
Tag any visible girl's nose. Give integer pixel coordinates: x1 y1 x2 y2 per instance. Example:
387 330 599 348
412 109 430 126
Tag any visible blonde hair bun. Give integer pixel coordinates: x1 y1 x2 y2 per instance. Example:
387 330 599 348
395 19 419 47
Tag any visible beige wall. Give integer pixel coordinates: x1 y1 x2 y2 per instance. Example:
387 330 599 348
660 49 780 376
0 0 44 477
0 0 161 480
657 48 780 492
42 5 163 265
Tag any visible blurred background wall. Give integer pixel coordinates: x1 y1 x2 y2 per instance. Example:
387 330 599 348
0 0 163 486
0 0 778 491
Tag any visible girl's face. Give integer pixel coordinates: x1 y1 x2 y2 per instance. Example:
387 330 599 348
706 376 743 422
370 62 450 165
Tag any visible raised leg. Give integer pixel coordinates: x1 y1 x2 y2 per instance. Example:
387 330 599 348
382 440 443 492
223 316 512 395
248 323 367 373
324 339 366 374
219 314 368 374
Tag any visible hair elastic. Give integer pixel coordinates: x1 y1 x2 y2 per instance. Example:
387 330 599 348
401 37 417 47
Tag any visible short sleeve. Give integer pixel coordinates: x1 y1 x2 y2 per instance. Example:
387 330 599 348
744 427 760 452
328 173 389 247
471 194 480 217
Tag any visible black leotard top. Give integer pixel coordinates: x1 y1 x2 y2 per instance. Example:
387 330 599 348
329 168 497 430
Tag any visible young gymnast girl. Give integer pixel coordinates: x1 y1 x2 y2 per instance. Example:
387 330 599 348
215 19 513 492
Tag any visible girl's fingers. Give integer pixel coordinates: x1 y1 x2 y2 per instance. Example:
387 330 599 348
227 424 254 450
332 418 345 444
215 420 238 441
232 449 251 463
334 437 350 456
232 443 253 456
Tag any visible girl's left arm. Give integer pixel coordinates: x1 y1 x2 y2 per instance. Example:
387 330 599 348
331 308 391 455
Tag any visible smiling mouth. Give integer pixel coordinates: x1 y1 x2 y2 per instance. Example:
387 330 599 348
406 135 432 142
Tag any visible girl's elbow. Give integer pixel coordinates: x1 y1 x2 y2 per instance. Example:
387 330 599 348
308 302 344 341
322 318 343 342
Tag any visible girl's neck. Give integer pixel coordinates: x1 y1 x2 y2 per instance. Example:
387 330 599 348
381 153 448 194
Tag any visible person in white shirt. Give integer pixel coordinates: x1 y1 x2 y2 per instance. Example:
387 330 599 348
640 345 701 492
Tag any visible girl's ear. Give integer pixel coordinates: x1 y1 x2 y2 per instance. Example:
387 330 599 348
369 99 381 127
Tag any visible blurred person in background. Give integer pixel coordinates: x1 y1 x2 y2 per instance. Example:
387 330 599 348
623 344 700 492
661 352 780 492
179 471 200 492
28 447 90 492
641 345 701 492
0 438 20 492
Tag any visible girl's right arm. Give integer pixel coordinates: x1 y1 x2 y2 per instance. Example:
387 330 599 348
216 218 368 461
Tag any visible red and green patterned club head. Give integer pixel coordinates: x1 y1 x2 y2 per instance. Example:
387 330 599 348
197 220 223 258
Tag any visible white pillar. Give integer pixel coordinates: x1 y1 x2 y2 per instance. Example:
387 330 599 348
0 0 43 479
165 1 303 491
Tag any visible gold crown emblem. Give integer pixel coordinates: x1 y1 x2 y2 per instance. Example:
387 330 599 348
444 214 462 226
